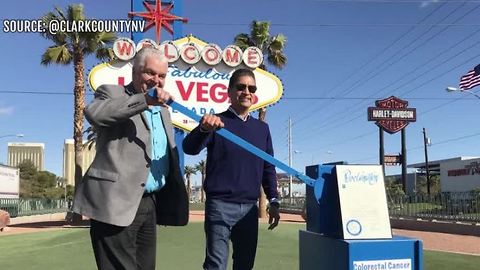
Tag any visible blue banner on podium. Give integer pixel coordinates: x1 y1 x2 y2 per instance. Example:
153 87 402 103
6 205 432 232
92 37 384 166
300 230 423 270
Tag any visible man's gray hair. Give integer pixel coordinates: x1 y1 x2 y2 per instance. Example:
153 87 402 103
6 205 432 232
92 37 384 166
133 47 166 73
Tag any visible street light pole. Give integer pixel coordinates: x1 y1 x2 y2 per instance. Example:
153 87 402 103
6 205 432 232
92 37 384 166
0 134 24 164
0 134 24 139
422 128 431 195
446 87 480 100
288 117 293 198
64 179 67 207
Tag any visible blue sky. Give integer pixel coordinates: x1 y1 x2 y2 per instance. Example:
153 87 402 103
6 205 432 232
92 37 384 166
1 0 480 187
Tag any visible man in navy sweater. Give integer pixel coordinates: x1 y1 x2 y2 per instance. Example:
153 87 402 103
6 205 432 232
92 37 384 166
183 68 280 270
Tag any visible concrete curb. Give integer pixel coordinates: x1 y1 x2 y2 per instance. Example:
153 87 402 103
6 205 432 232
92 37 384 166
10 212 67 225
391 218 480 236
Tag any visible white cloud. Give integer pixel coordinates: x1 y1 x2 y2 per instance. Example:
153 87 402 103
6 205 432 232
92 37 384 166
420 0 440 8
0 106 13 115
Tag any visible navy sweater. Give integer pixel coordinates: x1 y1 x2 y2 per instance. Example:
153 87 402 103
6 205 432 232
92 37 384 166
182 110 278 203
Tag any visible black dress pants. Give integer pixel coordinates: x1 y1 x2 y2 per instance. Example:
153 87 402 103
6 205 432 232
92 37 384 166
90 194 157 270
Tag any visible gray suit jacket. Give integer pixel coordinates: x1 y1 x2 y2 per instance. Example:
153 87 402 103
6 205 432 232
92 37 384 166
73 83 188 227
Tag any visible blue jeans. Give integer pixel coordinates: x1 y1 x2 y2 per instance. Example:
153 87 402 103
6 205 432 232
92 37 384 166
203 198 258 270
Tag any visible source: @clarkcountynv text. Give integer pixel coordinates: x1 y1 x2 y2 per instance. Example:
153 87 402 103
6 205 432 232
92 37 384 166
3 19 146 34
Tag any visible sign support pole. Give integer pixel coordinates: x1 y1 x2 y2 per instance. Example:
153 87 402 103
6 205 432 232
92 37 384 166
368 96 416 193
171 0 186 177
379 127 385 175
401 129 407 192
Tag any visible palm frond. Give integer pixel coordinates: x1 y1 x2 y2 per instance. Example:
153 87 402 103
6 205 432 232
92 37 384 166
96 31 117 46
83 126 95 135
54 6 67 20
40 12 68 45
184 165 197 176
64 4 85 44
250 21 270 50
234 33 253 50
269 34 287 51
82 31 116 54
267 33 287 69
195 160 206 171
41 45 72 66
95 47 115 61
267 50 287 69
67 4 86 21
83 126 97 150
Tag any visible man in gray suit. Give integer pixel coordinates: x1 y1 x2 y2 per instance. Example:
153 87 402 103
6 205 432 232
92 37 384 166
73 47 188 270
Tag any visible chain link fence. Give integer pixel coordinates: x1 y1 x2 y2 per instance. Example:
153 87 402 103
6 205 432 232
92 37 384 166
388 191 480 223
0 198 67 218
2 192 479 223
280 191 480 223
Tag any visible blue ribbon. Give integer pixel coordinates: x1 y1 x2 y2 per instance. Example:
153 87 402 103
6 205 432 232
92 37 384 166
167 99 317 188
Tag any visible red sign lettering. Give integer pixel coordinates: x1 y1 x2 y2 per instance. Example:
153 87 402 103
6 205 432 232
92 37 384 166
205 48 219 61
116 42 134 56
175 81 230 103
196 82 209 102
184 46 196 61
118 76 125 86
210 83 228 103
225 48 240 63
176 81 195 101
163 44 175 59
247 50 258 65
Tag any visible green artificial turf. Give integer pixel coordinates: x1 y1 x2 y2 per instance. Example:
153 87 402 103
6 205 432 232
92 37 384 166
1 222 479 269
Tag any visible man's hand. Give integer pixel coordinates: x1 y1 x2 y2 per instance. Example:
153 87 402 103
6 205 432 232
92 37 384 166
268 203 280 230
199 114 224 132
145 87 172 107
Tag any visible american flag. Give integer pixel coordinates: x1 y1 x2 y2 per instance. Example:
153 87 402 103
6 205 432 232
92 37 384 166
459 64 480 90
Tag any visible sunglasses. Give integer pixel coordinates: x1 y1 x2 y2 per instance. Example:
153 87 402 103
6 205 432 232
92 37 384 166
234 83 257 93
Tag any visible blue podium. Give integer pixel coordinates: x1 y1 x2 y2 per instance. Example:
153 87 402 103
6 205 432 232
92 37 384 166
300 164 423 270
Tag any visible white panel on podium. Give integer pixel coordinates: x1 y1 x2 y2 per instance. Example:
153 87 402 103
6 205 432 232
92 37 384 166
335 165 392 239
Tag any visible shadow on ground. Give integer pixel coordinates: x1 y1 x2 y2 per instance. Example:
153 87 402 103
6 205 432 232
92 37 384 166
10 219 90 229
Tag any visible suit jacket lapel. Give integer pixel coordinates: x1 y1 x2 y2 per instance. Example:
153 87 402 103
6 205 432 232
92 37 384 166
125 83 151 131
160 108 176 149
141 112 151 131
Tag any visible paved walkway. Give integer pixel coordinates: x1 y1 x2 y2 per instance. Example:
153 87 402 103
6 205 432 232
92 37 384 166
193 211 480 256
2 211 479 256
392 229 480 256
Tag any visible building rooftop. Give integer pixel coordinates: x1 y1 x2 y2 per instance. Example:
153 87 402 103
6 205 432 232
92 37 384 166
7 142 45 147
407 156 480 173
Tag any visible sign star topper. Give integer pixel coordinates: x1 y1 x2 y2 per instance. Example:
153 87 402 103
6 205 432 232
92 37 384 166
128 0 188 43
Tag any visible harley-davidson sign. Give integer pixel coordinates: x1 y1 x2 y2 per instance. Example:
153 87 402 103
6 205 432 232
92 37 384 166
384 154 402 166
368 96 416 134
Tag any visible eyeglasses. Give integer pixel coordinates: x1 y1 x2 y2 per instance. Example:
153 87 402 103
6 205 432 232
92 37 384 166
234 83 257 93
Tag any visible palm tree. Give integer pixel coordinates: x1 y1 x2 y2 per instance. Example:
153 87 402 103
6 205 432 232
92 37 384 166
234 20 287 218
184 165 197 201
83 125 97 150
195 160 206 202
234 20 287 121
40 4 115 222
